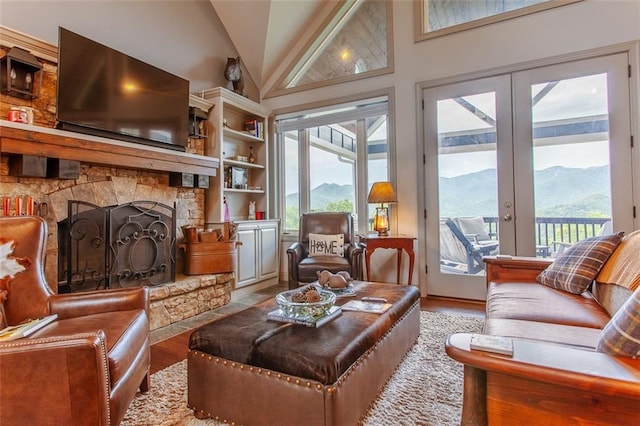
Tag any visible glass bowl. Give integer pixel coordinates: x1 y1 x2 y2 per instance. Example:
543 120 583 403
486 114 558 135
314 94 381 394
275 288 336 319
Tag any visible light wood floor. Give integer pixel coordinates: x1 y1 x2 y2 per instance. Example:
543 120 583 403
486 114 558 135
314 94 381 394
149 284 485 374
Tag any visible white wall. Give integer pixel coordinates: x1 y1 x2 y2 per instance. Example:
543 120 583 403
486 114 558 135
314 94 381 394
0 0 257 97
262 0 640 293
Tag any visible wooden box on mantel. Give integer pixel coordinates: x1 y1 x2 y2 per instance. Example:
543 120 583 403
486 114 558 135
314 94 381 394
180 241 239 275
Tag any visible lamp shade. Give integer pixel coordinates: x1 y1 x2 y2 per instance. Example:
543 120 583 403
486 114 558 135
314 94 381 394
367 182 397 204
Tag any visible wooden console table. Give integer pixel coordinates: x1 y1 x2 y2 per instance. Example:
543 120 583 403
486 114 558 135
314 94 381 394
360 234 416 284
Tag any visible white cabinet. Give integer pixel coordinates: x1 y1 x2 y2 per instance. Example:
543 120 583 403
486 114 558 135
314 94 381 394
235 220 280 288
200 87 269 223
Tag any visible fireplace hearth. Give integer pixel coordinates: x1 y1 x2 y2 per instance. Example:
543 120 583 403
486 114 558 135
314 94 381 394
58 200 176 292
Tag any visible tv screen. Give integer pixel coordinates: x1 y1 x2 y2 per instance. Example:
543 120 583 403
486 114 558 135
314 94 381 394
56 28 189 151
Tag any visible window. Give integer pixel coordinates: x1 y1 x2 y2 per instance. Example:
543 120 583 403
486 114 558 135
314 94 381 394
266 0 393 98
415 0 583 42
276 95 392 233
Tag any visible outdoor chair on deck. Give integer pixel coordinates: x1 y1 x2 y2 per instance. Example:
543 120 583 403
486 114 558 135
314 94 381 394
440 217 499 274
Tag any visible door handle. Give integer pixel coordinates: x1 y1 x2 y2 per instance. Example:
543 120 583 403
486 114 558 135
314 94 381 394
502 213 513 222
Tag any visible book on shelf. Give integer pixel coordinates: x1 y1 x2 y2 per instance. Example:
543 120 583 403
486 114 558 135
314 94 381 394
244 119 264 139
469 334 514 356
340 300 392 314
0 314 58 342
267 306 342 328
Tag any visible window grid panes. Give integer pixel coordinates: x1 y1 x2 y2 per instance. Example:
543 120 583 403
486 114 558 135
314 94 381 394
416 0 583 41
278 97 391 233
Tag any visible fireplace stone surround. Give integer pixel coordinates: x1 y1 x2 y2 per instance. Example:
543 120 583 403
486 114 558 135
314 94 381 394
0 165 232 330
0 35 231 330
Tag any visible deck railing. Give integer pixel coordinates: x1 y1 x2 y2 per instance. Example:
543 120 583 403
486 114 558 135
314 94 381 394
483 216 611 250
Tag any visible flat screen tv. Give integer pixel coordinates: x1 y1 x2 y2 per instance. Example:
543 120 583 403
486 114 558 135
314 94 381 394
56 27 189 151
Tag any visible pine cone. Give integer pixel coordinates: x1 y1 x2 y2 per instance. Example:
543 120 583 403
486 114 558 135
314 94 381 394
302 287 321 303
291 285 321 303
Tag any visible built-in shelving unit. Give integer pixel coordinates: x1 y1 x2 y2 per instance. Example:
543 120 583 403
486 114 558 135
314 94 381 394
200 87 270 222
197 87 279 289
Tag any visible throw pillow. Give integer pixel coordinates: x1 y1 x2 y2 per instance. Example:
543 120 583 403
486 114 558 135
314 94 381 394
308 233 344 257
536 232 624 294
597 281 640 358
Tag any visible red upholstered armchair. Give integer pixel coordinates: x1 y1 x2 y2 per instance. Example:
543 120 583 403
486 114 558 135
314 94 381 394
286 212 363 289
0 216 150 425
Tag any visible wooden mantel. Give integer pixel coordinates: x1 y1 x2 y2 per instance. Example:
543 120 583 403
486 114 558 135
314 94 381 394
0 120 219 176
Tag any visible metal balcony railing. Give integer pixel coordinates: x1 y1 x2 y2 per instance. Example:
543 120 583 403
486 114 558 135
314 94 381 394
483 216 611 250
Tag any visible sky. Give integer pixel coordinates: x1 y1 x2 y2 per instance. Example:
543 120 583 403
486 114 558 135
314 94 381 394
438 73 611 177
284 117 388 195
283 72 613 189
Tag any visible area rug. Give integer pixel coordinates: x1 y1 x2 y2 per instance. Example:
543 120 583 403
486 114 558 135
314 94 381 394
122 311 483 426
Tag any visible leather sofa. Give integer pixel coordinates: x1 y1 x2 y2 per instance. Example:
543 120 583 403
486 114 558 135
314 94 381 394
0 216 150 425
287 212 363 289
446 230 640 425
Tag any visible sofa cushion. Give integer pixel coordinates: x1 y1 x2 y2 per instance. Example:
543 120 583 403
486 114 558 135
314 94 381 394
486 281 610 329
308 233 344 257
536 232 623 294
592 282 635 317
297 256 351 282
597 282 640 357
596 229 640 291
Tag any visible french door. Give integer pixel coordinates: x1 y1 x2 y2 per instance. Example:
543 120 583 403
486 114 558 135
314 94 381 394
423 53 633 300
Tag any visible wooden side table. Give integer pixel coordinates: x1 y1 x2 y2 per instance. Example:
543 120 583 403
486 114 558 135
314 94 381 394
359 234 416 284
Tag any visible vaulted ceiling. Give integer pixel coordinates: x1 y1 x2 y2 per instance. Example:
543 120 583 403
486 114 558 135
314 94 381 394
210 0 327 89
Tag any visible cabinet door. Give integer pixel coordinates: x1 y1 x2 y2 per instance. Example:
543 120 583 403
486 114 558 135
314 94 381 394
258 223 278 279
236 227 258 287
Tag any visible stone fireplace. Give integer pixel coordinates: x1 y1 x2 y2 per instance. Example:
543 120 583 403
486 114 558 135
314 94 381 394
1 34 230 331
0 165 231 330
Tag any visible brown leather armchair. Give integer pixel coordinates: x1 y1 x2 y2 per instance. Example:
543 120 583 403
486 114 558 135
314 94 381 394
0 216 150 425
286 212 363 289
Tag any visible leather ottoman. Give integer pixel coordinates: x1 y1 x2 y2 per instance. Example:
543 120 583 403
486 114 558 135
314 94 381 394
187 281 420 425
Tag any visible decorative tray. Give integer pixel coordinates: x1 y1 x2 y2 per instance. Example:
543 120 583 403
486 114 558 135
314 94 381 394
315 281 356 298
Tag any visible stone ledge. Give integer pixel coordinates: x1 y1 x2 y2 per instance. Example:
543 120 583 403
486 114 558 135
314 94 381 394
148 273 233 330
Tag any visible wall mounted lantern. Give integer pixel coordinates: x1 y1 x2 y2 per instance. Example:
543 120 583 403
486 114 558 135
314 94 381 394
1 47 43 99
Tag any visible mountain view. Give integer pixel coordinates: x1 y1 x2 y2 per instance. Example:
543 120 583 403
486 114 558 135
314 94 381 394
439 165 611 218
285 166 611 224
285 183 355 228
286 183 354 211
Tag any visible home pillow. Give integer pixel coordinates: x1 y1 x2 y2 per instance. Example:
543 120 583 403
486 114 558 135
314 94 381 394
536 232 624 294
597 278 640 358
455 217 491 241
308 233 344 257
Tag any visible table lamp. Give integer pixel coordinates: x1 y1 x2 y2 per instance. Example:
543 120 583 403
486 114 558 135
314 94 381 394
367 181 397 236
